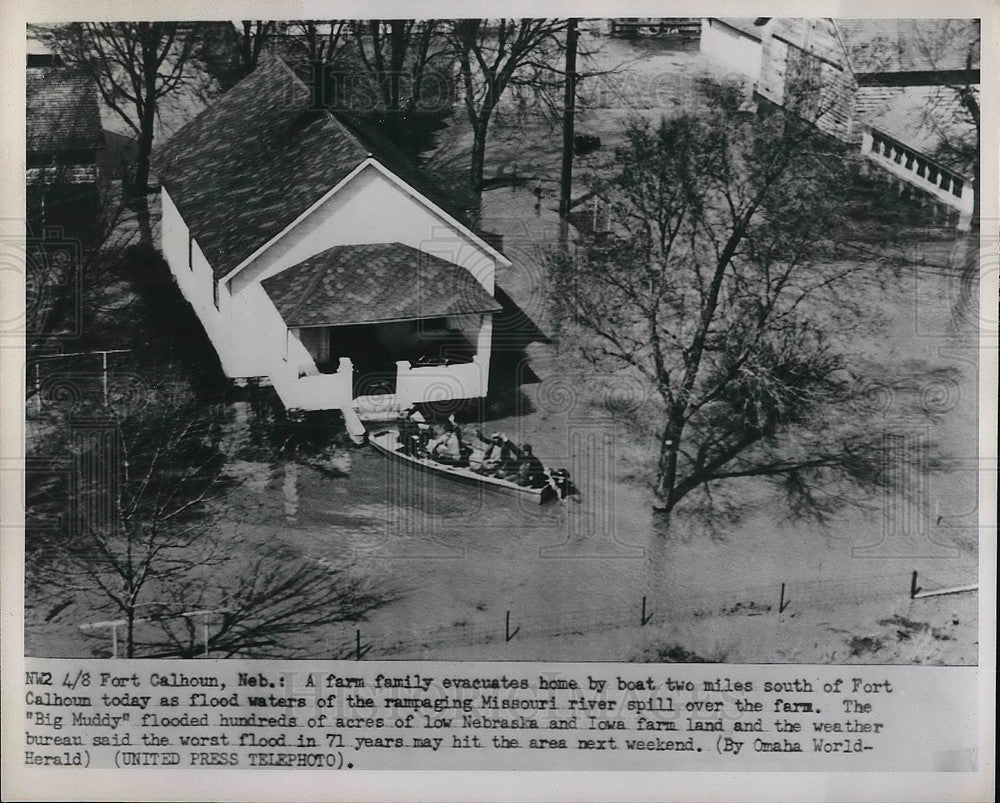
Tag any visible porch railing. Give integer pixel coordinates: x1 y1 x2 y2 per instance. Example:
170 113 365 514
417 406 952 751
395 355 486 403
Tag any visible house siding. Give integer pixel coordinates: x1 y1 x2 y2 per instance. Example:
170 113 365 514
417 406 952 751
758 18 858 142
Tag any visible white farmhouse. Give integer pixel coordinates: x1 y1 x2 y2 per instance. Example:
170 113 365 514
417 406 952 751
155 56 507 421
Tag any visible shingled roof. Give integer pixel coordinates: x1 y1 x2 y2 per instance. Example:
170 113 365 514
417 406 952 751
835 19 980 75
154 55 490 281
261 242 501 328
26 69 104 154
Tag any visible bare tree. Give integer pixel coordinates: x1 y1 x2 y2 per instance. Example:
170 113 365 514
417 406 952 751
32 400 229 656
52 23 201 212
151 545 394 658
447 19 569 197
292 20 351 65
351 20 448 117
235 20 275 76
549 81 939 523
31 397 393 657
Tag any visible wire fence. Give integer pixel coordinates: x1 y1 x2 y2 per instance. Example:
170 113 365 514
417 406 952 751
338 566 977 659
25 562 976 661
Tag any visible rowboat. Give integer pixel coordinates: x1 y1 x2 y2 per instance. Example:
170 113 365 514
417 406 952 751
368 428 558 504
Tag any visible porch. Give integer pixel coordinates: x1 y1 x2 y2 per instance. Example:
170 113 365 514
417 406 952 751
260 242 500 411
292 315 490 404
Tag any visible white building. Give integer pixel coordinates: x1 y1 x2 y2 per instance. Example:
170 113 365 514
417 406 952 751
155 56 508 417
700 18 978 224
699 18 764 83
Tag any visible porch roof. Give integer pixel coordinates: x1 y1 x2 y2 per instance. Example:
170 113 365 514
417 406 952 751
261 242 502 328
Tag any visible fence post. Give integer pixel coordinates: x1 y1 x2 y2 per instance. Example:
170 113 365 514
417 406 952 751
641 596 653 626
505 611 519 642
910 571 921 599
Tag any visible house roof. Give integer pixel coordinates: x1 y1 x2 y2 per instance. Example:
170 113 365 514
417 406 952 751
867 87 977 177
712 18 765 41
26 68 104 153
835 19 980 75
261 242 502 328
154 55 495 281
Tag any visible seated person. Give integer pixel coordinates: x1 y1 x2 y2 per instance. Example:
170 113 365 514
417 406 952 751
546 467 575 501
471 429 514 475
397 405 429 456
427 419 467 466
507 442 547 488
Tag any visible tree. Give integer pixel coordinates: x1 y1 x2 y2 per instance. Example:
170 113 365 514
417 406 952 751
235 20 275 76
549 83 936 523
52 23 201 212
282 20 454 159
349 19 453 156
26 191 138 403
447 19 568 198
31 399 228 656
150 544 391 658
293 20 350 65
31 397 393 657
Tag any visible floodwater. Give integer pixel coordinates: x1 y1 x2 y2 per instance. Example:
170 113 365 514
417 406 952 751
237 252 980 665
201 34 980 662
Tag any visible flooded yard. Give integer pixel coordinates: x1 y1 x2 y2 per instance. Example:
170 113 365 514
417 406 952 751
218 241 979 665
23 29 980 665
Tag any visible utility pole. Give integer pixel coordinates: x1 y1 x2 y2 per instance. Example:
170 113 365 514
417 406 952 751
558 18 579 241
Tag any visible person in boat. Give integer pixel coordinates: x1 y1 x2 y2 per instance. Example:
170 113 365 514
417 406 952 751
507 441 548 488
546 467 575 501
427 417 467 466
397 405 429 457
470 429 514 475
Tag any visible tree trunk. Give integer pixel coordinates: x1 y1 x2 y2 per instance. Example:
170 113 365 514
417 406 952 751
653 420 682 516
131 117 154 213
469 119 489 199
126 608 135 658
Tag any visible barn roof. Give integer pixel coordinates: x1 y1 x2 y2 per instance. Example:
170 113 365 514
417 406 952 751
155 55 494 281
835 19 980 75
261 242 501 328
712 18 765 41
26 68 104 153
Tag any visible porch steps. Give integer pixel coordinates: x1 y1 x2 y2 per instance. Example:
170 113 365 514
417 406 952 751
339 405 368 445
351 393 408 422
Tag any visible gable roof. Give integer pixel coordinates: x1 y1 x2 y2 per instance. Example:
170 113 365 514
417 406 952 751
835 19 980 75
261 242 502 328
26 68 104 153
155 55 500 280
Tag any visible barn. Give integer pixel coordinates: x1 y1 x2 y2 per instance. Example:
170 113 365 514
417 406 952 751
701 18 979 224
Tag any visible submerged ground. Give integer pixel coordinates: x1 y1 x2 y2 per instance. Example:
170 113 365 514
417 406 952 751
24 30 980 663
